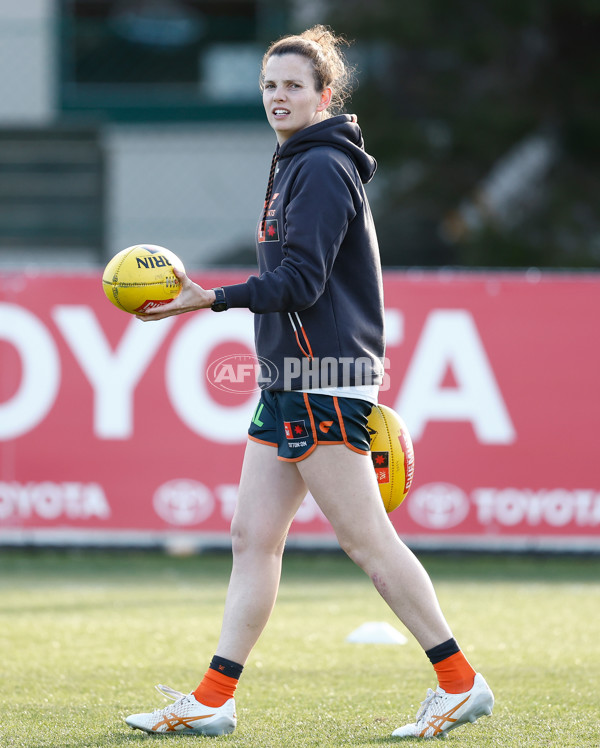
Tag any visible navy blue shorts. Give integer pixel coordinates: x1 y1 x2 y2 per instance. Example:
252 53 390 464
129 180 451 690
248 390 372 462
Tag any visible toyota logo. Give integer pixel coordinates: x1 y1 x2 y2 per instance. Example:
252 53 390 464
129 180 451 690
407 483 470 529
153 479 214 526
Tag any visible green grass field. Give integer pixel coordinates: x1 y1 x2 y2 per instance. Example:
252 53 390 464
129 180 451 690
0 549 598 748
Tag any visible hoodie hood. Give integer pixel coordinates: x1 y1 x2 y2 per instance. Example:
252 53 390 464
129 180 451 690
277 114 377 184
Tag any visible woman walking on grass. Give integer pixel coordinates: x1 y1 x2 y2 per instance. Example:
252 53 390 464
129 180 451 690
125 24 494 740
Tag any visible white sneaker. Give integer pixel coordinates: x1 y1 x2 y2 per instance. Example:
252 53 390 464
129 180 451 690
125 684 236 736
392 673 494 739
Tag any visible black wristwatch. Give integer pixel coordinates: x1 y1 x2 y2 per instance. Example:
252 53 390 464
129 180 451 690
211 287 228 312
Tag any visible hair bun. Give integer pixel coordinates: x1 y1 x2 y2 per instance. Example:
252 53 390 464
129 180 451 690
261 25 355 116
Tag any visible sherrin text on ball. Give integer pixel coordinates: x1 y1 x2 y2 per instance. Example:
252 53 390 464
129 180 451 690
102 244 185 314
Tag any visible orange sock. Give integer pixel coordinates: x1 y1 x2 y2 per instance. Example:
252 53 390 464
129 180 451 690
433 650 476 694
193 668 239 707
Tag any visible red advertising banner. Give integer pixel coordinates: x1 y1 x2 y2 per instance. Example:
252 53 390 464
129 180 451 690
1 269 599 551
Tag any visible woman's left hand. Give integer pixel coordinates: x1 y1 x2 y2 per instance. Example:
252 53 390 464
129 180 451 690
135 266 215 321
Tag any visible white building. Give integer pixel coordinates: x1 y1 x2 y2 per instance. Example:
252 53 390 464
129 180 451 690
0 0 324 268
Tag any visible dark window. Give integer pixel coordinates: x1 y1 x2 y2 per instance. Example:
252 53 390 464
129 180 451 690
59 0 286 121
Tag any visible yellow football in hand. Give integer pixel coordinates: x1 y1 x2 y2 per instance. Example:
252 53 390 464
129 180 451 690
102 244 185 314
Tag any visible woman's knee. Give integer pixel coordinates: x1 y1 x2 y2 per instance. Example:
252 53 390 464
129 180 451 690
334 529 370 569
335 520 397 572
230 517 286 558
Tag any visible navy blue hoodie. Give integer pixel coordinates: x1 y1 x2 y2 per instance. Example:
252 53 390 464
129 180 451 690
224 114 385 391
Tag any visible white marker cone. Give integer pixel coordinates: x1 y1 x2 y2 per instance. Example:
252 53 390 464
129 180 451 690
346 621 408 644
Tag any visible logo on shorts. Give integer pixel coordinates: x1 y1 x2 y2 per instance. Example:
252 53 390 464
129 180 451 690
319 420 334 434
284 420 308 439
371 451 390 484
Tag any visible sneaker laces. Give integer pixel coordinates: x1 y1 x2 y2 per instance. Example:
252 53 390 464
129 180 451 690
148 684 190 718
155 684 186 701
415 688 440 721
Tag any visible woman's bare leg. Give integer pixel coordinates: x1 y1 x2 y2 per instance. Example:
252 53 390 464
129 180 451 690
297 445 452 650
215 440 307 664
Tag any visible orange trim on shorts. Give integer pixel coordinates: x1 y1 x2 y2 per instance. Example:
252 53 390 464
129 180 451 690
302 392 319 442
278 440 369 461
275 393 370 461
333 396 370 455
277 443 318 462
248 434 277 448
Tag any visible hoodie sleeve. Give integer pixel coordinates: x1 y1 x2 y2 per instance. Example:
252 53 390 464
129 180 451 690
224 149 363 313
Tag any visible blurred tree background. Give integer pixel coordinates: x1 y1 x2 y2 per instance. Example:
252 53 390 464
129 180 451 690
325 0 600 268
